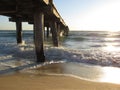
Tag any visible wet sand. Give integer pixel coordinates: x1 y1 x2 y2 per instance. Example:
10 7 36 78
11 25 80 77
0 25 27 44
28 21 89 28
0 73 120 90
0 63 120 90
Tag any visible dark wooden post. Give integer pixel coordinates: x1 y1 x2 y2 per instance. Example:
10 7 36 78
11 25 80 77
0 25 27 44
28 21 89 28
16 18 22 44
34 11 45 62
57 24 60 40
44 27 46 40
66 26 69 36
46 26 49 38
50 21 59 47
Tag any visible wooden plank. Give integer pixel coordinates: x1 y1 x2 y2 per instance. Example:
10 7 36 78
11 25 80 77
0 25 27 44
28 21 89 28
34 10 45 62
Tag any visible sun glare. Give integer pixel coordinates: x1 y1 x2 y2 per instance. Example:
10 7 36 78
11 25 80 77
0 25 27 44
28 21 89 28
103 42 120 52
104 45 119 52
103 36 120 52
109 30 120 32
100 67 120 84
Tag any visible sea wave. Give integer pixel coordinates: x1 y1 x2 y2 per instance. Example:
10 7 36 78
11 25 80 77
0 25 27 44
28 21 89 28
1 31 120 75
45 47 120 67
1 42 120 68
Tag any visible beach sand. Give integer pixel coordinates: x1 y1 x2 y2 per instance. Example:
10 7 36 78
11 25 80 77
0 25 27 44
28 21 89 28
0 63 120 90
0 73 120 90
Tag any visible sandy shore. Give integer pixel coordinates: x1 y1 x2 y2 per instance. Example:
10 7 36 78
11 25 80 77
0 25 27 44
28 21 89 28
0 63 120 90
0 73 120 90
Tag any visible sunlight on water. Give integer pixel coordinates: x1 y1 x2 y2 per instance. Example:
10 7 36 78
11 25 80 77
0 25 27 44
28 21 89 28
103 45 120 52
100 67 120 84
105 38 117 41
103 37 120 52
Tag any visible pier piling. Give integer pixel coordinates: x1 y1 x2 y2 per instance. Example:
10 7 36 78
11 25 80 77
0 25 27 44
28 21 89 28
34 11 45 62
16 18 22 44
50 21 59 47
57 24 60 39
0 0 69 63
46 26 49 38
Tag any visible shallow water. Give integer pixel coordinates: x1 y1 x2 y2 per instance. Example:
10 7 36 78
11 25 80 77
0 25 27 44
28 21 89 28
1 30 120 84
63 31 120 67
22 62 120 84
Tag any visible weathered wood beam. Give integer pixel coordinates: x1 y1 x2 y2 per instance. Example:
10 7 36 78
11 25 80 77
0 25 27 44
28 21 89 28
0 2 16 6
16 18 22 44
57 24 60 39
0 11 16 14
0 6 16 14
65 26 69 36
51 4 67 26
50 21 59 47
34 10 45 62
43 0 49 4
46 26 49 38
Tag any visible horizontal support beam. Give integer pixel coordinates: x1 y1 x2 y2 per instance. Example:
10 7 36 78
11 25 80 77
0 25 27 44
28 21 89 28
43 0 49 4
0 11 16 14
51 4 67 26
0 6 16 14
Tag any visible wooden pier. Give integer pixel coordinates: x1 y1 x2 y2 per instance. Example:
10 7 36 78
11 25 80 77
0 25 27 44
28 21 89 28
0 0 69 62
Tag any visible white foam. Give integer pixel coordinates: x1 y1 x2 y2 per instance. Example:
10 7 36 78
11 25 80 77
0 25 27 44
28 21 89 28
0 37 120 72
1 42 120 68
44 46 120 67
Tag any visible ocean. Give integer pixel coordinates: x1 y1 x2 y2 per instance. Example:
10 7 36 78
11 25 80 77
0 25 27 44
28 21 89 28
63 31 120 67
1 30 120 84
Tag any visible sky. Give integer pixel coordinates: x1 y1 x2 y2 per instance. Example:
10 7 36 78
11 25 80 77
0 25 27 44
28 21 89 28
0 0 120 31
